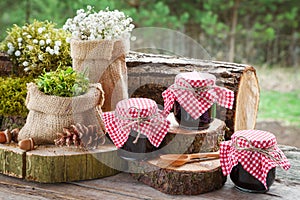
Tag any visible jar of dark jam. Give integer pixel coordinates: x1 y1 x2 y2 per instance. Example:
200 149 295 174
174 100 215 130
230 163 276 193
220 130 290 194
118 130 164 161
102 98 170 161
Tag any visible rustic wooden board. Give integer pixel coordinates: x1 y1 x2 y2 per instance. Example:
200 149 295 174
0 144 127 183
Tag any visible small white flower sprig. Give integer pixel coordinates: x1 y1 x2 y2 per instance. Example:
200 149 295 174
1 20 71 76
63 6 135 40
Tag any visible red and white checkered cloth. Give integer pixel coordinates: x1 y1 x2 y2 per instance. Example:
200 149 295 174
102 98 170 148
162 72 234 119
220 130 290 189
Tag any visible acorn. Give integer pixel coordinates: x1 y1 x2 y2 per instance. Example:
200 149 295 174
11 128 20 143
0 130 12 144
18 138 35 151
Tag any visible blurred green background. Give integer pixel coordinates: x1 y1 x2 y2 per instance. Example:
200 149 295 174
1 0 300 144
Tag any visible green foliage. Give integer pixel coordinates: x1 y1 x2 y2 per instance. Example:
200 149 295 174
36 67 89 97
0 0 299 66
258 90 300 127
1 20 71 77
0 76 33 117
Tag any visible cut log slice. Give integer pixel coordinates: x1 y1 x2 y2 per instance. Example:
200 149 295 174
129 158 226 195
25 144 127 183
0 143 127 183
0 144 25 178
127 52 260 139
162 114 226 154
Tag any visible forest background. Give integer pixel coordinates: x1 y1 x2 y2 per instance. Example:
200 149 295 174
0 0 299 146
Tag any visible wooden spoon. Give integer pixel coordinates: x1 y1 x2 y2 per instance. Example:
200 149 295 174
159 151 219 167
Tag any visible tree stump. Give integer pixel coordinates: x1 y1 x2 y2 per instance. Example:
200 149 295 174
127 52 260 139
0 144 127 183
162 114 226 154
129 158 226 195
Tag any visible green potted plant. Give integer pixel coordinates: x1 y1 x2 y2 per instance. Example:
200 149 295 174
18 67 106 145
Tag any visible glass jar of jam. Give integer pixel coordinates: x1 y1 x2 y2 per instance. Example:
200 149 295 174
230 163 276 193
118 130 164 161
102 98 170 161
220 130 290 193
174 100 216 130
162 71 235 131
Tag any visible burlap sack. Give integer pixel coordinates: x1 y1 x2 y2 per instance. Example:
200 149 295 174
70 39 128 112
18 82 105 145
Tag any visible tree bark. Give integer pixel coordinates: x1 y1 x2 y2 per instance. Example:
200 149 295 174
129 158 226 195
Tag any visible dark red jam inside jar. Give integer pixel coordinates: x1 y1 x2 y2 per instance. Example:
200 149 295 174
117 130 164 161
173 100 215 130
230 163 276 193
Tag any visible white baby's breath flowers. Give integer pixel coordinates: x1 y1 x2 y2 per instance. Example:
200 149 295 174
15 50 21 57
1 20 72 76
22 61 29 66
39 40 45 46
63 6 134 41
46 39 52 44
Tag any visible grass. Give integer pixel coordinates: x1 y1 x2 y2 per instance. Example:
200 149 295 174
257 90 300 127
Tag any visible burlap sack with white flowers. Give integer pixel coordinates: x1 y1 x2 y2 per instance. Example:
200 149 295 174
18 83 106 145
70 39 128 112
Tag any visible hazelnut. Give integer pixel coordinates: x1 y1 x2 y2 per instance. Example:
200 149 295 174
18 138 35 151
0 130 12 144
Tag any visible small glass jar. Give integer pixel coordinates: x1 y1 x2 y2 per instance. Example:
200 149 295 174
230 163 276 193
118 130 164 161
174 100 215 130
103 98 170 161
220 130 290 194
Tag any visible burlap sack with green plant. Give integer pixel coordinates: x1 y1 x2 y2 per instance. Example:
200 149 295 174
18 83 105 145
71 39 128 112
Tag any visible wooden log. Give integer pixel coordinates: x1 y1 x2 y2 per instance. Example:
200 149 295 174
25 144 127 183
0 144 25 178
127 52 260 139
129 158 226 195
162 114 226 154
0 143 127 183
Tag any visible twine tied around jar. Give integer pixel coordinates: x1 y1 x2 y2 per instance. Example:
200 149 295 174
170 81 216 105
115 106 164 144
233 135 283 163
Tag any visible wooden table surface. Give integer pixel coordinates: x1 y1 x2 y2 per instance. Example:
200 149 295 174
0 145 299 200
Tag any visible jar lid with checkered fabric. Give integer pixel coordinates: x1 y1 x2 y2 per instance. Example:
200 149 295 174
102 98 170 148
162 71 234 120
220 130 290 189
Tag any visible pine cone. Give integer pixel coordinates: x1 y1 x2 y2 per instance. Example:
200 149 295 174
54 123 105 149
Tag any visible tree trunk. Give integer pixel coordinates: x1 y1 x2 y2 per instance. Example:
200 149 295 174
127 51 260 140
228 0 240 62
